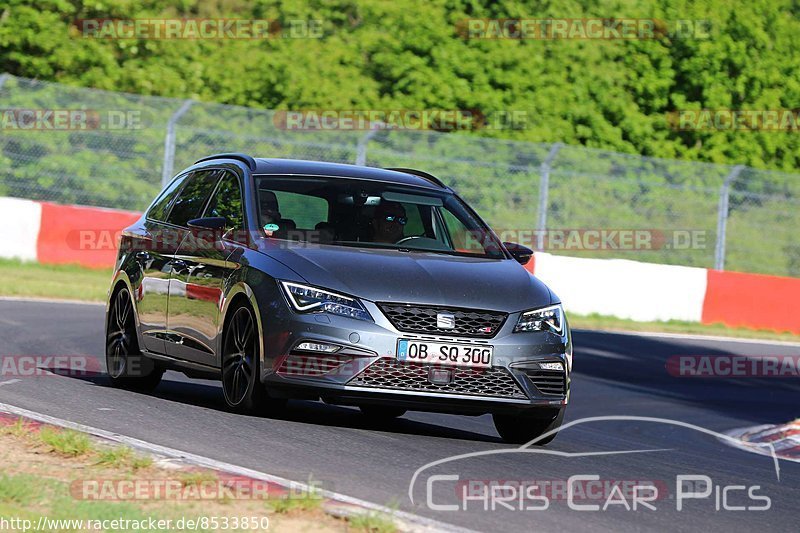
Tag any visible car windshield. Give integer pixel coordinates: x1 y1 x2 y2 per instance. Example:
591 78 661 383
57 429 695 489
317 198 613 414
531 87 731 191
253 175 505 259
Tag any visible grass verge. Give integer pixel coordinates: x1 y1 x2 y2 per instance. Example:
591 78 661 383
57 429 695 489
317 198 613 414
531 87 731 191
569 313 800 343
0 417 399 532
39 427 93 457
347 511 398 533
0 258 111 302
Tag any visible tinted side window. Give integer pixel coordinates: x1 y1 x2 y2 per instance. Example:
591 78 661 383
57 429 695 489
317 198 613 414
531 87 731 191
166 170 221 227
146 174 188 222
205 173 244 231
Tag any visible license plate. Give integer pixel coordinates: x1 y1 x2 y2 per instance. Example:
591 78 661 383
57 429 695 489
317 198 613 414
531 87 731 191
396 339 493 368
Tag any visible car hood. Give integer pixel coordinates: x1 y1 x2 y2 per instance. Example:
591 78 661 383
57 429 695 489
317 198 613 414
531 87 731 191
256 241 553 312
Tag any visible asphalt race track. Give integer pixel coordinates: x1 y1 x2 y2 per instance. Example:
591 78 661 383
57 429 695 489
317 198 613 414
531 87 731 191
0 299 798 532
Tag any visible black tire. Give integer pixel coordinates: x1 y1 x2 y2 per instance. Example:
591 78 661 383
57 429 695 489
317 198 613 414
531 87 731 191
493 409 565 445
221 303 284 414
106 287 163 392
359 405 407 419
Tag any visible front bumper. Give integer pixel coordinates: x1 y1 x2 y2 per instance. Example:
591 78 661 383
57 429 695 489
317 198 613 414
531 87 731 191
261 300 572 416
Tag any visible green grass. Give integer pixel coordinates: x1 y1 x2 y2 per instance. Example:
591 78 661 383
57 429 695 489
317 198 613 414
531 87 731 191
39 427 93 457
95 445 153 471
347 511 398 533
129 455 153 471
0 258 111 302
0 474 38 505
570 313 800 343
178 471 217 487
95 446 132 468
0 427 289 532
0 476 213 533
268 494 323 514
0 418 34 438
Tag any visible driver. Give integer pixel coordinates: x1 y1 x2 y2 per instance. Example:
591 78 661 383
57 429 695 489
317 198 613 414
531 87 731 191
372 201 407 244
259 190 282 226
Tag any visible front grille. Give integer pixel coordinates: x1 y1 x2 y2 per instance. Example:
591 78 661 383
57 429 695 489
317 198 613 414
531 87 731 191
378 303 507 338
522 370 566 396
348 358 527 399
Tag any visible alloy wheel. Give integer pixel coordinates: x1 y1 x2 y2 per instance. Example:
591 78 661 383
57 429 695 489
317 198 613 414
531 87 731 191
222 306 257 406
106 288 135 379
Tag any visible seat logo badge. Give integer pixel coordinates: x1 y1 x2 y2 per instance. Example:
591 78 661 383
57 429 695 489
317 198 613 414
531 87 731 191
436 313 456 329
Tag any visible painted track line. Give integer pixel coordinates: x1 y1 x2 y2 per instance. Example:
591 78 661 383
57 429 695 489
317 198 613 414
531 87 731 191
0 401 472 533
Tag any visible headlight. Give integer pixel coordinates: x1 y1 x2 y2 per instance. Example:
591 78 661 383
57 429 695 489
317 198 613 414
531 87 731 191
280 281 372 322
515 304 564 334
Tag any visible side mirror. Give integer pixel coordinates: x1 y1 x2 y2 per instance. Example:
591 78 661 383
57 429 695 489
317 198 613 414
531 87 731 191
186 217 227 249
504 242 533 265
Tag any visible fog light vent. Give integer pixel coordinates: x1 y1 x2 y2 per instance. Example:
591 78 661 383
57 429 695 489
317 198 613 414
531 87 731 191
295 341 340 353
277 354 351 376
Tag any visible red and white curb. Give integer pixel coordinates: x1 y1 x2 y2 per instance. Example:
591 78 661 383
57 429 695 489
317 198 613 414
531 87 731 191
723 420 800 463
0 402 472 533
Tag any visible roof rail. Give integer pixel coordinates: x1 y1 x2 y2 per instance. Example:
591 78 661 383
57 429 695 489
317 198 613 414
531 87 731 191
195 153 257 171
384 167 448 189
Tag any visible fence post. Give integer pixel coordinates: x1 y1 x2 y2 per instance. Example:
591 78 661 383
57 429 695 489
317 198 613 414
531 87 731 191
355 123 383 166
536 143 562 249
161 99 195 187
714 164 745 271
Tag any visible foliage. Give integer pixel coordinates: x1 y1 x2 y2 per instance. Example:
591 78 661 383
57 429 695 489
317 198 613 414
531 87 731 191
1 0 798 170
0 0 798 276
